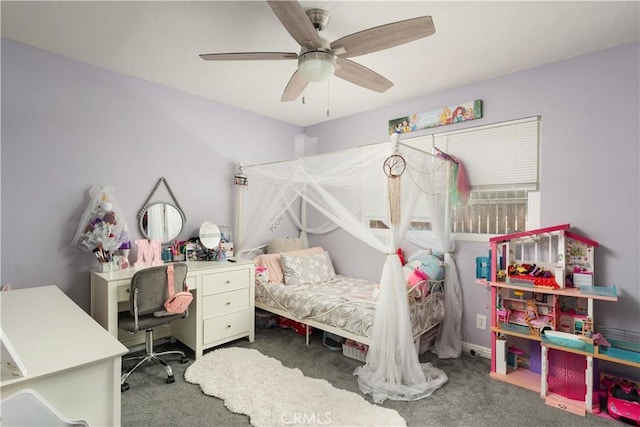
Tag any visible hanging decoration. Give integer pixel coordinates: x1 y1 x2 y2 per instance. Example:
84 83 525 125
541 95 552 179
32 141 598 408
383 133 406 224
434 147 470 205
71 185 128 265
234 164 248 187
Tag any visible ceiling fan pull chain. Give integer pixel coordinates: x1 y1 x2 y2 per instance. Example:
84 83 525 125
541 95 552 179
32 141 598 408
326 80 331 117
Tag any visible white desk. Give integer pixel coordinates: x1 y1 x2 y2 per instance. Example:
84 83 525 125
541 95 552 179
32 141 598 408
91 260 255 358
1 286 128 426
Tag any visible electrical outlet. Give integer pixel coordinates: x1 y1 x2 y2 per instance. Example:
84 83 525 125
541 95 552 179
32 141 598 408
476 314 487 330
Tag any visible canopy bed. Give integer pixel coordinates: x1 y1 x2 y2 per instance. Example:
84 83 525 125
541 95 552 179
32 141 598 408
234 133 463 403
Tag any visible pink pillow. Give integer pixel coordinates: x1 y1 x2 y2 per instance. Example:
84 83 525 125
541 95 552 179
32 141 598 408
254 247 324 284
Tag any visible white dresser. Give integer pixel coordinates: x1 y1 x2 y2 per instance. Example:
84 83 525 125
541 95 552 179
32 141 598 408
90 260 255 359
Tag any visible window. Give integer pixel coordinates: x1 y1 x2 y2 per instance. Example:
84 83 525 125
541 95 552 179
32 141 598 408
406 117 541 240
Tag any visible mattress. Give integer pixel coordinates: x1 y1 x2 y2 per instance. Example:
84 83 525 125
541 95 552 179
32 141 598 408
256 274 444 340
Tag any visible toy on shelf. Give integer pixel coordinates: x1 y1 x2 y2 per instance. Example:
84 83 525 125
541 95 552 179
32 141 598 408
496 306 510 329
507 346 524 369
600 374 640 424
581 317 594 339
524 300 539 333
490 224 598 290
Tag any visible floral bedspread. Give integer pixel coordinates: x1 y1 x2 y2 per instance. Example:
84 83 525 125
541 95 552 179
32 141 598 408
255 275 444 340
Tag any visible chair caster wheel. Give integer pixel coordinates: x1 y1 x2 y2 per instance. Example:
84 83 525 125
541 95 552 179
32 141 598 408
181 357 189 364
166 375 175 384
121 383 130 392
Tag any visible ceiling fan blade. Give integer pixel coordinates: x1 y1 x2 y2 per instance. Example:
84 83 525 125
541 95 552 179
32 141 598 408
267 0 323 49
335 58 393 93
331 16 435 59
281 70 309 102
200 52 298 61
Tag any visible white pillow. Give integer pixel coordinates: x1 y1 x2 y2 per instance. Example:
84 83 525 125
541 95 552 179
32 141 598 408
281 251 336 285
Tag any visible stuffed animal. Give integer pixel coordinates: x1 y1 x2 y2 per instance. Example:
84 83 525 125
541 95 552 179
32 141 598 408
407 268 430 299
408 268 428 287
256 266 269 284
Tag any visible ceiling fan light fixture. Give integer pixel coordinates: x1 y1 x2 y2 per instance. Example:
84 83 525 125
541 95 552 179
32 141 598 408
298 51 336 82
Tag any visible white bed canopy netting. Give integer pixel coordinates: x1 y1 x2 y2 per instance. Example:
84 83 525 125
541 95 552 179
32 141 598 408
235 133 463 403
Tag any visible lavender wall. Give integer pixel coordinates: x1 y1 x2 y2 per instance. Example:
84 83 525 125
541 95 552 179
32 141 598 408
305 42 640 349
1 39 302 308
2 38 638 353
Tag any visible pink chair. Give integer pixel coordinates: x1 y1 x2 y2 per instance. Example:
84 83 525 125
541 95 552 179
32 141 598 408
497 307 510 328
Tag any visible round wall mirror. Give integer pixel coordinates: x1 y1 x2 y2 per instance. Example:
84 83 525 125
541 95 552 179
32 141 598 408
139 202 185 243
199 222 221 249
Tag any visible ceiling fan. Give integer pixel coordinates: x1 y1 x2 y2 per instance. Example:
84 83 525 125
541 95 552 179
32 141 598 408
199 0 435 102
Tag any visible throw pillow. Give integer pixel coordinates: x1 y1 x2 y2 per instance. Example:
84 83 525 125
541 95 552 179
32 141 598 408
254 247 324 284
281 251 336 285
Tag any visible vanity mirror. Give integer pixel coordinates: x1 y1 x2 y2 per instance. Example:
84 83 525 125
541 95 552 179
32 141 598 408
199 221 221 249
138 177 185 244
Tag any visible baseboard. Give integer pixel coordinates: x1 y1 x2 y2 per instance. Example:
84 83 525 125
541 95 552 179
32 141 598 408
461 341 491 359
428 341 492 360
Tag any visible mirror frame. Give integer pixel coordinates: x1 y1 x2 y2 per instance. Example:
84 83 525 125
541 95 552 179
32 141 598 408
137 177 186 244
139 201 185 244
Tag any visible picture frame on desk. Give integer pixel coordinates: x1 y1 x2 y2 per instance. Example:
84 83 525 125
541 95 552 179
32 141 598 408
185 244 198 262
219 225 232 244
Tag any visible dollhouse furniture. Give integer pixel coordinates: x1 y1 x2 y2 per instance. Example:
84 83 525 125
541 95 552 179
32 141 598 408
1 286 128 426
479 224 640 417
91 259 255 359
496 306 510 328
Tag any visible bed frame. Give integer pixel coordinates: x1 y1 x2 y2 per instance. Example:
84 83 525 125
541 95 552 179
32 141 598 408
239 246 443 353
254 281 443 353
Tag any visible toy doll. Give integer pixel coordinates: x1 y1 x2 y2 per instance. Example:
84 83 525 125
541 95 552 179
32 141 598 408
524 299 538 333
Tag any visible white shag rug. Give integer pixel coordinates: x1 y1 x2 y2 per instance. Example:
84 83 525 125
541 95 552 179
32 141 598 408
185 347 406 427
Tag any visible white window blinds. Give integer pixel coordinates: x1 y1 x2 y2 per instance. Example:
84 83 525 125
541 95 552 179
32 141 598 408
432 117 540 191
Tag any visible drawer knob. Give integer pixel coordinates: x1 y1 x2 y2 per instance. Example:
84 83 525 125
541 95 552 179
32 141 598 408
225 280 231 284
226 325 231 329
225 302 231 306
126 289 130 294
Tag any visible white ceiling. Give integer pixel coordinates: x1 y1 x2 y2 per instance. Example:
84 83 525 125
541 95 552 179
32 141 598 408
2 1 639 127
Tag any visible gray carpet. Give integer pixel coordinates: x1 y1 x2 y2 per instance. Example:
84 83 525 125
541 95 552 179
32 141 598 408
121 327 618 427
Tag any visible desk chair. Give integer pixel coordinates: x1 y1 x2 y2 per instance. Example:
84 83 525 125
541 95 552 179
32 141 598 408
119 263 190 392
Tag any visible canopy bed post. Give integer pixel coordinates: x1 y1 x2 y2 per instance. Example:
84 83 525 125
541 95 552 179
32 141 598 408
234 163 248 251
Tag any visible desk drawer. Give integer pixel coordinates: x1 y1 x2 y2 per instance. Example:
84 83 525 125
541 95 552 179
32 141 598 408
203 288 249 319
116 281 133 302
203 310 251 344
202 269 249 295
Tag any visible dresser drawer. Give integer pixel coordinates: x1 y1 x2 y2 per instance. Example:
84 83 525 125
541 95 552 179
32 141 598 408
203 288 250 319
202 269 250 295
203 310 251 344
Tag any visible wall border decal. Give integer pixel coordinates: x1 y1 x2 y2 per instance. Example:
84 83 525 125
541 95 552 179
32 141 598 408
389 99 483 134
